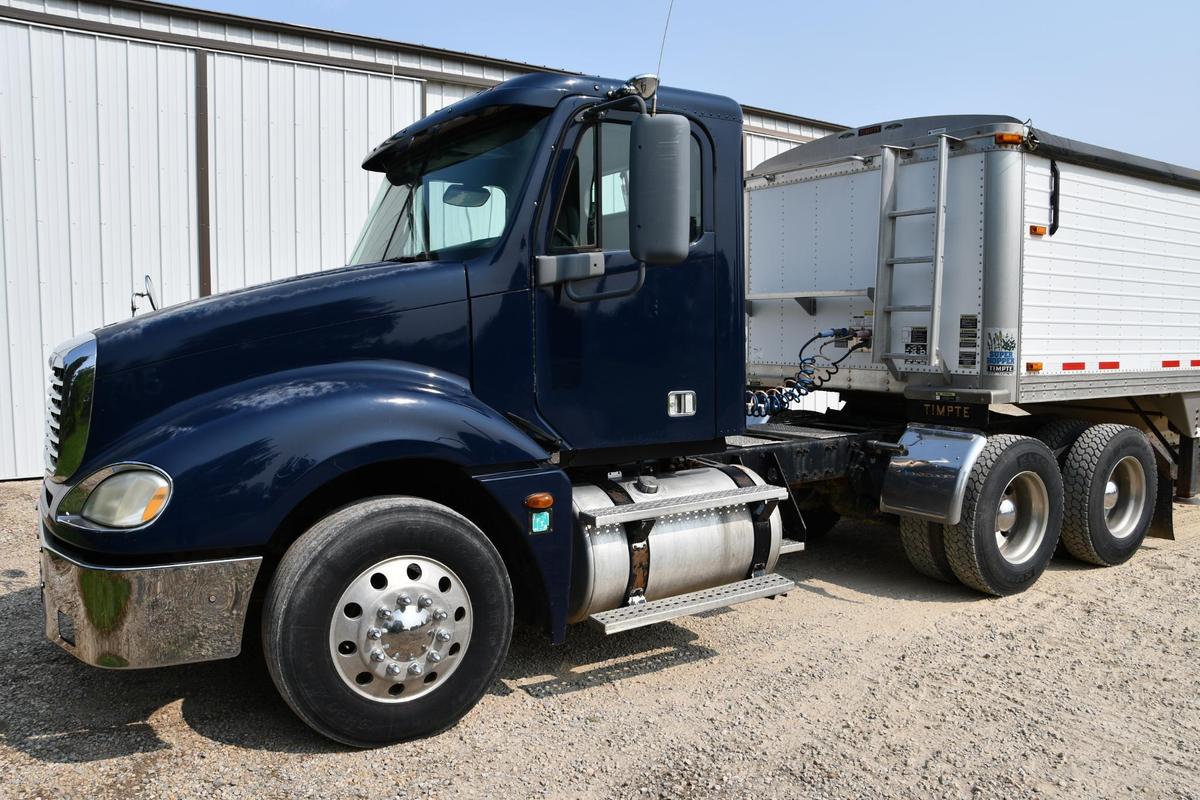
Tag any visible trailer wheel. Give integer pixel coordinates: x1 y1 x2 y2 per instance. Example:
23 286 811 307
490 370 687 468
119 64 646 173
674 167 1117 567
1035 417 1090 460
942 435 1063 595
1060 424 1157 566
262 497 512 747
898 516 954 583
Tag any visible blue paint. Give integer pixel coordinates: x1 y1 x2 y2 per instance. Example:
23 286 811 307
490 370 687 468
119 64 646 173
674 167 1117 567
42 72 745 642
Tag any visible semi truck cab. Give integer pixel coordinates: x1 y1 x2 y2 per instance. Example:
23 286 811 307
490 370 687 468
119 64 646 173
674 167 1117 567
38 72 1195 746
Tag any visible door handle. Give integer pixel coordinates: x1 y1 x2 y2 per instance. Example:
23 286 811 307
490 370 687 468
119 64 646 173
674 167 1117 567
565 265 645 303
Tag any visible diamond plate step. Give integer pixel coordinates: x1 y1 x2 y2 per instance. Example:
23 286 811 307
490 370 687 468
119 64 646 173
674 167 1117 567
779 538 805 555
588 573 795 634
577 484 788 528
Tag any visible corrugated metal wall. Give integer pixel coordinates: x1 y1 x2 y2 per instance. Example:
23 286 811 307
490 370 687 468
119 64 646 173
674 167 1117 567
0 1 840 478
0 20 200 477
0 15 421 478
205 53 420 290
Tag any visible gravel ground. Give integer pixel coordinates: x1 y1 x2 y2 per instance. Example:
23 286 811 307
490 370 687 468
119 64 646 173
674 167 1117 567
2 478 1198 799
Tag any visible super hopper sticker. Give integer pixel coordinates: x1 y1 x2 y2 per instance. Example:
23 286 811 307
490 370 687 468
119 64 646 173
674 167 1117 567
986 328 1017 374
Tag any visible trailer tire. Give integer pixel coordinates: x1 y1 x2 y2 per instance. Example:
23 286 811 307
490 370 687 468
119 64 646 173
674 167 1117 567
1036 417 1090 460
898 516 954 583
262 496 513 747
942 435 1063 595
1060 424 1157 566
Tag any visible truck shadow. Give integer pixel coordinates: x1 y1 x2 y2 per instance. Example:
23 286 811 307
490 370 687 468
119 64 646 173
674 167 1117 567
496 621 717 699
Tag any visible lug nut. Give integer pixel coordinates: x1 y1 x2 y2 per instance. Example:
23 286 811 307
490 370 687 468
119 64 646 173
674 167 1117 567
418 595 433 609
407 662 423 676
428 650 442 663
370 649 386 663
386 662 403 676
377 608 393 620
436 629 451 642
367 627 383 640
397 593 412 606
433 609 448 621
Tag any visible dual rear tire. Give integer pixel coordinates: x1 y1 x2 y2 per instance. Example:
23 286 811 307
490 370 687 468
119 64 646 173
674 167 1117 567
899 424 1156 594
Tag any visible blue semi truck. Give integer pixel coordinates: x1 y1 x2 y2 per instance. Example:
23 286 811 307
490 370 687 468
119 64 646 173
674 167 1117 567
38 72 1200 745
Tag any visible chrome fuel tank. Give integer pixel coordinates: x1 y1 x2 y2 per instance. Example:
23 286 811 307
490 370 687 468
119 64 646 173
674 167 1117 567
568 466 782 623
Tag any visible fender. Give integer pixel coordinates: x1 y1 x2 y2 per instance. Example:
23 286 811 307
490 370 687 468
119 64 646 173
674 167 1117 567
46 360 552 559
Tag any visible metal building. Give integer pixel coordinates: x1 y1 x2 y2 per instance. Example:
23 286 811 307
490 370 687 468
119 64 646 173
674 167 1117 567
0 0 841 479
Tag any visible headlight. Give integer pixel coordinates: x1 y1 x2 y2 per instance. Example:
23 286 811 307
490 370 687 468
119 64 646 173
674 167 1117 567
79 470 171 528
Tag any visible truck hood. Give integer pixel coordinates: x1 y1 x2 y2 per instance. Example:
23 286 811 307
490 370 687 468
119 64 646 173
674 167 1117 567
96 260 466 375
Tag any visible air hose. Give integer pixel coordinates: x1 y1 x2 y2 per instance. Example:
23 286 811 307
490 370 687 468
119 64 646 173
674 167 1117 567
745 328 871 418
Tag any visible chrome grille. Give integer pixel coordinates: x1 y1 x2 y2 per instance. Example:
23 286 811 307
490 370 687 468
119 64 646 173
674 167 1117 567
44 332 96 481
45 355 65 473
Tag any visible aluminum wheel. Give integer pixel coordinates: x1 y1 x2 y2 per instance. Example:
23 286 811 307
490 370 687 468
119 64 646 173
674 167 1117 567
1103 455 1147 540
329 555 472 703
993 470 1050 565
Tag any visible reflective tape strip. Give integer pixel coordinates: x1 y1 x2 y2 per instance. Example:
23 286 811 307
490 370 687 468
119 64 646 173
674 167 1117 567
1163 360 1181 368
1099 361 1120 370
1062 362 1086 371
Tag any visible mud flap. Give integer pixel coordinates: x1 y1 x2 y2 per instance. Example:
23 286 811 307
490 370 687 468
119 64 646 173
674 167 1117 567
1149 458 1176 540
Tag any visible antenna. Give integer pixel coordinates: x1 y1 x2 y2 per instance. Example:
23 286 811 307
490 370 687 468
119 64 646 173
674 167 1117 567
652 0 675 115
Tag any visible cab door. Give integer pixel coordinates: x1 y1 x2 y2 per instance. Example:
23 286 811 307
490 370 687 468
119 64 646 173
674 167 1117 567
532 114 716 452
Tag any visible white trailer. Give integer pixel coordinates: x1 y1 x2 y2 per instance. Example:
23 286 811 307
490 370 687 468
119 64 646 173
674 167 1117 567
742 115 1200 580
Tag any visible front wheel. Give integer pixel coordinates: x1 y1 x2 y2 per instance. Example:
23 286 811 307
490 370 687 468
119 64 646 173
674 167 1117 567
262 497 513 747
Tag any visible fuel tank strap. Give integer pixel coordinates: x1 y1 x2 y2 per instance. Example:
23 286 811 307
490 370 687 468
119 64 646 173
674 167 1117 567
713 464 777 577
596 480 651 604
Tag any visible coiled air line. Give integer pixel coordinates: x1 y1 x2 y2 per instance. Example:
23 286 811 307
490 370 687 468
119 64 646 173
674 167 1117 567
745 327 871 418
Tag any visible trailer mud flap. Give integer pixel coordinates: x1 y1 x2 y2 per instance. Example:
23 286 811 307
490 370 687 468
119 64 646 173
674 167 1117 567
878 426 988 525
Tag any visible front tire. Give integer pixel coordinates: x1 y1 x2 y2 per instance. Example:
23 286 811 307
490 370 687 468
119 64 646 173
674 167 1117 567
263 497 513 747
1060 424 1157 566
943 435 1063 595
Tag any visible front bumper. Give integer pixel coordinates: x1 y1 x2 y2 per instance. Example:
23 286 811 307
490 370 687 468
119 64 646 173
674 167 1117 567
40 542 261 669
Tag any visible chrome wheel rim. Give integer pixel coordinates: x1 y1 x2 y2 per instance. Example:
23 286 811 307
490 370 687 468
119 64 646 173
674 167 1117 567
1104 456 1146 540
329 555 472 703
994 470 1049 565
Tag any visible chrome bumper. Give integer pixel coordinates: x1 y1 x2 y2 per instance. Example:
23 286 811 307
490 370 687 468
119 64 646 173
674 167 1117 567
40 543 261 669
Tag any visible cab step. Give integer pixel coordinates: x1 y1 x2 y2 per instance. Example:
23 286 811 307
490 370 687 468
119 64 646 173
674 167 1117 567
587 573 795 634
577 483 789 528
779 538 805 555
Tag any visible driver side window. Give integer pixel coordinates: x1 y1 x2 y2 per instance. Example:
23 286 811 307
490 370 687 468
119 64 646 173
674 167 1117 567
551 121 702 253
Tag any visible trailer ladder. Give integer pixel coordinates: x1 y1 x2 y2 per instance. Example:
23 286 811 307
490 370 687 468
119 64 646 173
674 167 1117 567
872 134 957 379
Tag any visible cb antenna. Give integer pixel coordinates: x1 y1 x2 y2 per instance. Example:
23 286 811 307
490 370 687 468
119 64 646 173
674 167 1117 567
652 0 675 115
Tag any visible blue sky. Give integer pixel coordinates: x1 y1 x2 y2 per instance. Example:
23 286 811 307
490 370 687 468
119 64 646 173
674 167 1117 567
182 0 1198 166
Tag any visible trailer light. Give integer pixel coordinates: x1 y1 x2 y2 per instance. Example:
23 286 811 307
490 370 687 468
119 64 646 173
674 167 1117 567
1026 361 1044 372
1030 225 1048 236
995 132 1023 145
80 469 172 529
525 492 554 510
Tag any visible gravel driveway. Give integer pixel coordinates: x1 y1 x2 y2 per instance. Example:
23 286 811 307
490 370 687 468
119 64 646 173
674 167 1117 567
2 478 1198 799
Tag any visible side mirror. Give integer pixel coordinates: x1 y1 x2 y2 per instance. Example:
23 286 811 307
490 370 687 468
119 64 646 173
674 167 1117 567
629 113 690 265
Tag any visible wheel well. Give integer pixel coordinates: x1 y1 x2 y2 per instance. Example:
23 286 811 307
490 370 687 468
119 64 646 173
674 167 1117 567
261 459 550 630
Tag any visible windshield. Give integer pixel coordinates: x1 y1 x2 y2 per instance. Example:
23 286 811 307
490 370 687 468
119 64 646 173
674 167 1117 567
350 107 550 265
